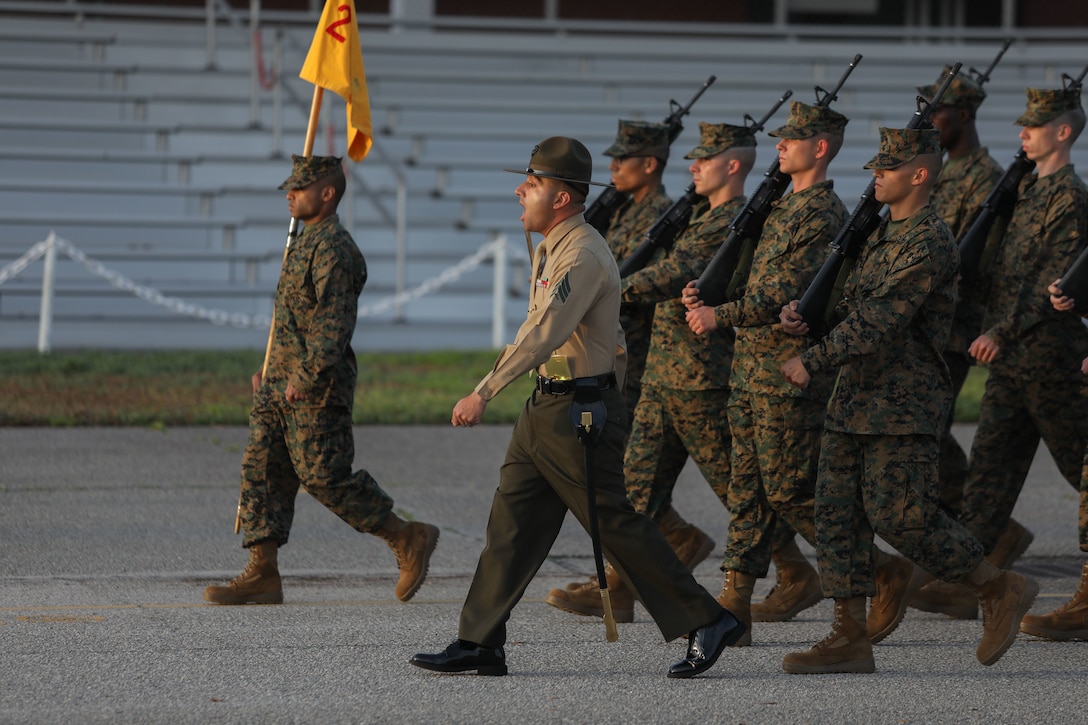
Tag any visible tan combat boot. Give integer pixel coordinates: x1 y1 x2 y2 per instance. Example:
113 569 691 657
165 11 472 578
545 563 635 623
985 518 1035 569
910 518 1035 620
782 596 875 674
1020 560 1088 641
868 550 926 644
204 541 283 605
909 577 979 619
751 538 822 622
657 505 716 571
717 570 755 646
377 512 440 602
965 560 1039 665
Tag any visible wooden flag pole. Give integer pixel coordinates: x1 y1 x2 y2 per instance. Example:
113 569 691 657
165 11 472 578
235 84 325 535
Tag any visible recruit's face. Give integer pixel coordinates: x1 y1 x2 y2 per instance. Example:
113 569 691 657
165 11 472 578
930 105 966 151
286 182 326 224
608 155 654 194
776 136 818 176
1019 121 1063 165
871 162 916 207
688 152 731 198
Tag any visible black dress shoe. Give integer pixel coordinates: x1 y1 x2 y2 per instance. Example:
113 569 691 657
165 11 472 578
667 609 745 679
409 640 508 676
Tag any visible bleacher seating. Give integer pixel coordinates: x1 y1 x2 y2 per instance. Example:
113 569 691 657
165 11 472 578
0 4 1086 351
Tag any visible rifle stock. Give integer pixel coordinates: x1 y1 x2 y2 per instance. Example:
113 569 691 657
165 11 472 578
795 61 963 337
618 183 701 277
695 54 862 308
1059 245 1088 312
584 76 717 234
1053 63 1088 310
957 149 1034 287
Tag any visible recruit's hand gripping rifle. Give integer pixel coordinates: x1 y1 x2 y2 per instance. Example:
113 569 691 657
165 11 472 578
794 62 963 337
585 76 716 235
617 89 794 278
1047 64 1088 311
693 55 862 307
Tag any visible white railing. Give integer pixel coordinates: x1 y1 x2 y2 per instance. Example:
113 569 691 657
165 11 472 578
0 232 517 353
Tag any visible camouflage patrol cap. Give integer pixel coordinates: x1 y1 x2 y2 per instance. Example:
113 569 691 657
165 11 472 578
278 154 344 190
864 127 942 170
684 121 756 159
917 67 987 112
1015 86 1083 126
502 136 612 191
603 120 671 159
768 101 849 139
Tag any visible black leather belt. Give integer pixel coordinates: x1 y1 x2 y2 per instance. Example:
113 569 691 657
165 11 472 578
535 372 617 396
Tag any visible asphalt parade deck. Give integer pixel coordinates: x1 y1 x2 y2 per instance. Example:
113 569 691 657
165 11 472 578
2 424 1086 724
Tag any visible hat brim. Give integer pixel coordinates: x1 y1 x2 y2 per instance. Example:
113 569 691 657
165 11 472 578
502 167 613 187
767 124 816 140
1014 111 1060 127
863 152 915 170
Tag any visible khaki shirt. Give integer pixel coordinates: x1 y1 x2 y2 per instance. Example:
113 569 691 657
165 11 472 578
474 214 626 401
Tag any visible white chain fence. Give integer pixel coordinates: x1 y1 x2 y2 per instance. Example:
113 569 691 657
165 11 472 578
0 232 511 331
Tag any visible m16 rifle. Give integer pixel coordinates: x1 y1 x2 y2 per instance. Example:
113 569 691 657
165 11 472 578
694 54 862 307
957 150 1034 288
617 89 794 278
584 76 716 235
1049 65 1088 312
795 62 963 338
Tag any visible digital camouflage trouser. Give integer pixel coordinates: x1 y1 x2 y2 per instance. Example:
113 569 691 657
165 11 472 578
623 386 732 520
1081 444 1088 553
237 402 393 548
936 350 971 514
720 390 823 577
816 430 983 599
960 365 1088 553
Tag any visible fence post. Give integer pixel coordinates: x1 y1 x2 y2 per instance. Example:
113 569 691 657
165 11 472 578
272 28 283 156
205 0 218 70
394 175 408 322
249 0 261 127
491 234 506 348
38 232 57 354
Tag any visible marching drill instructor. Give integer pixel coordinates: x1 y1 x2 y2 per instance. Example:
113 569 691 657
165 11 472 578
410 137 743 679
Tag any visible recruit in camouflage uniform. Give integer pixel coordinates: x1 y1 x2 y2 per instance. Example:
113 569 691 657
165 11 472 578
1021 320 1088 641
908 69 1030 622
780 127 1037 674
204 155 438 606
919 70 1006 516
694 102 849 642
602 120 675 427
621 122 755 525
600 120 717 575
958 86 1088 555
544 122 755 623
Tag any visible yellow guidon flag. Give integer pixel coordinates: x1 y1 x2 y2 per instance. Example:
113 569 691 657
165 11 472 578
299 0 373 162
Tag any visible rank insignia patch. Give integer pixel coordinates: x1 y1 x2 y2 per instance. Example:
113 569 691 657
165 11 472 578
552 273 572 302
